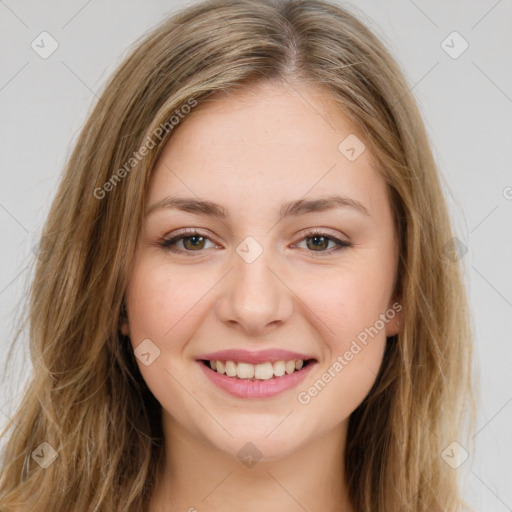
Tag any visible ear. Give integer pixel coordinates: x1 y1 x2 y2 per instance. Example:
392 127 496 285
120 320 130 336
384 299 403 338
119 298 130 336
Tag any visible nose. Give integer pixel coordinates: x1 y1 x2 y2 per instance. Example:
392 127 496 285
215 244 294 336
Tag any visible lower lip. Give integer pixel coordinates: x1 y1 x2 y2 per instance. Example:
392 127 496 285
197 360 316 399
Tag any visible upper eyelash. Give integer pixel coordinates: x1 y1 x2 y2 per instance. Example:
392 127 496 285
159 229 352 256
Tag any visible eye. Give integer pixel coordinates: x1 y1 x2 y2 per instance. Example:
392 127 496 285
159 230 218 255
292 229 352 256
159 228 352 257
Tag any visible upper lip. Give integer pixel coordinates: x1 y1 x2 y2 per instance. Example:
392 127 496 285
196 349 316 365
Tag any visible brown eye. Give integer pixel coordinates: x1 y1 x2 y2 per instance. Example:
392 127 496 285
182 235 207 250
160 229 351 257
294 230 352 256
305 235 330 251
160 231 217 255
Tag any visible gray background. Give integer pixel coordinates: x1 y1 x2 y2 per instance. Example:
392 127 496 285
1 1 511 510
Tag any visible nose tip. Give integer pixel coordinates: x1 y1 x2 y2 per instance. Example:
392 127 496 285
215 248 294 335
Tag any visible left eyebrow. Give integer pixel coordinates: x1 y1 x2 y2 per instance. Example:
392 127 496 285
145 194 370 219
279 195 370 219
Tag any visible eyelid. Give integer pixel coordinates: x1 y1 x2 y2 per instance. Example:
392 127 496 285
297 227 349 244
292 227 352 256
159 227 352 256
159 228 219 250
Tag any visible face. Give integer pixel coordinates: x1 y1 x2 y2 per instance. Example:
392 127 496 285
122 80 402 461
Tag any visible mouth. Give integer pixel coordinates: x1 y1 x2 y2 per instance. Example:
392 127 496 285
197 357 317 399
199 358 316 380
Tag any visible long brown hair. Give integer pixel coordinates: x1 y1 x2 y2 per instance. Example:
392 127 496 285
0 0 475 510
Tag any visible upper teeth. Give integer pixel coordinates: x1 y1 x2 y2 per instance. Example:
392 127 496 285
210 359 305 380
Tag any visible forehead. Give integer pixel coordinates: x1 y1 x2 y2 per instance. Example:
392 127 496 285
163 80 363 159
148 81 385 218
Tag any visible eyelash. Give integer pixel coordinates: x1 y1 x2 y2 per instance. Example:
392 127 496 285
159 228 352 257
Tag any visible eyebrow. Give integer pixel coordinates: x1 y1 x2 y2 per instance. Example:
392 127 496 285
146 194 370 219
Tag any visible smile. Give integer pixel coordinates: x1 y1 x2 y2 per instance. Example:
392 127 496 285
204 359 310 379
197 358 317 399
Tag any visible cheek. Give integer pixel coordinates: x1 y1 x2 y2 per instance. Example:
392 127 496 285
123 260 213 417
125 259 210 344
299 261 394 349
298 337 386 437
296 282 388 428
291 256 392 415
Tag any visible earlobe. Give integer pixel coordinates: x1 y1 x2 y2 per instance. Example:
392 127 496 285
385 300 403 338
385 319 401 338
120 321 130 336
119 299 129 336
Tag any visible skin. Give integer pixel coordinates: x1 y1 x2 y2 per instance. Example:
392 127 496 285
121 80 402 512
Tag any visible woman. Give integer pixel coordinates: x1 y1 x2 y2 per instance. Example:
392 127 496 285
0 0 475 510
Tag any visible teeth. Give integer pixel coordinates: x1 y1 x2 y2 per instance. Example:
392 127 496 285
208 359 308 380
237 362 255 379
225 360 237 377
285 360 295 374
254 362 273 380
273 360 286 377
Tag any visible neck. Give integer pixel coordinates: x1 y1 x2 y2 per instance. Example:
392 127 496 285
149 411 354 512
